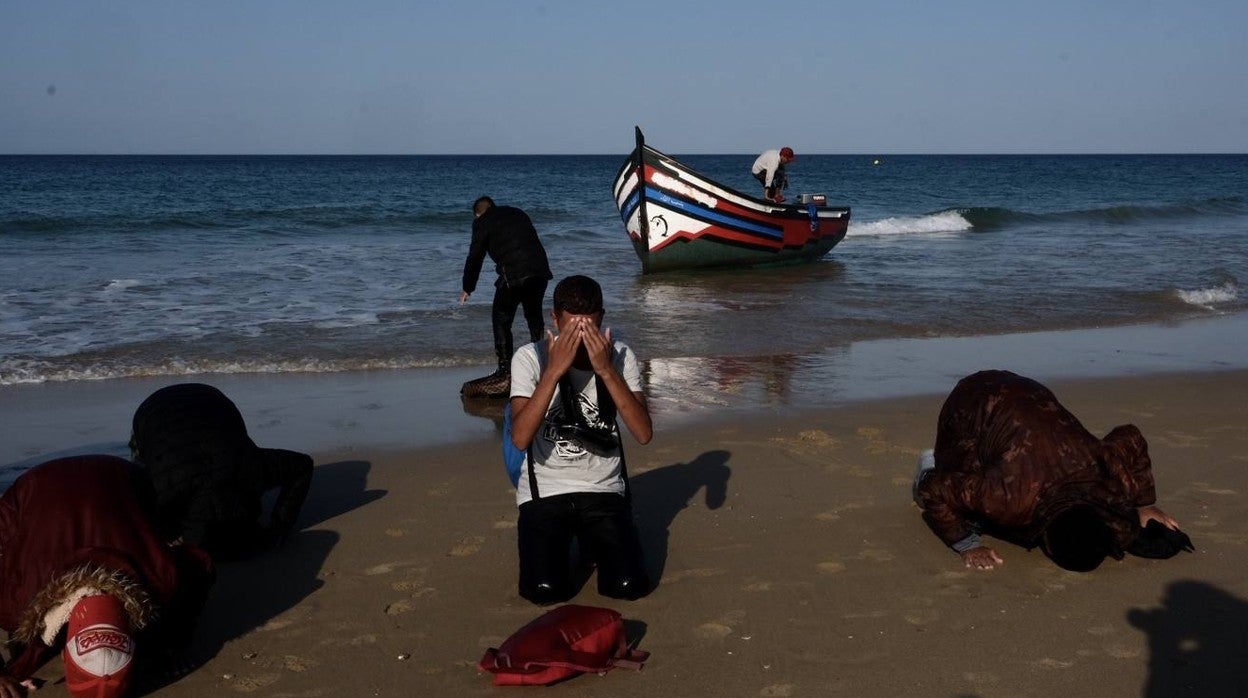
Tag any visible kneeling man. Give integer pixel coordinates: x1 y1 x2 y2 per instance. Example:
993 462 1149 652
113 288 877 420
508 275 653 604
914 370 1192 572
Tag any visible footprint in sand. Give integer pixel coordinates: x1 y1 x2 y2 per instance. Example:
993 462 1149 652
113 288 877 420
1030 657 1075 669
817 561 847 574
664 568 723 583
743 581 772 592
318 634 379 647
392 577 436 595
449 536 485 556
385 600 414 615
858 549 895 563
797 429 839 448
695 610 746 640
904 609 940 626
232 673 282 693
759 684 796 697
1104 644 1140 659
694 623 733 640
815 500 875 523
281 655 317 673
962 671 1000 686
258 619 294 632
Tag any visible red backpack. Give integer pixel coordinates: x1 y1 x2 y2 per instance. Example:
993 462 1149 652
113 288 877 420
477 605 649 686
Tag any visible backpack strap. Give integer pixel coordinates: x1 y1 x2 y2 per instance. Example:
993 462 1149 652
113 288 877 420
556 370 632 504
524 344 546 500
525 445 540 501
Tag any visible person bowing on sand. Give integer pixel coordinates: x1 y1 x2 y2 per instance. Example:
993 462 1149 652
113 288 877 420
0 456 215 697
913 370 1193 572
129 383 314 561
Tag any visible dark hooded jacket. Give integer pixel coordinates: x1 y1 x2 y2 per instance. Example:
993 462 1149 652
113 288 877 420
130 383 313 560
915 370 1155 556
462 205 552 294
0 456 214 682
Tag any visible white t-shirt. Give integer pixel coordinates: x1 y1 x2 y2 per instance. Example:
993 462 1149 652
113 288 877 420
751 149 783 186
509 340 644 506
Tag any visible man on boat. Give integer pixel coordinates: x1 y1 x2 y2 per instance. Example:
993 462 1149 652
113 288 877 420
751 147 795 203
461 197 553 377
508 275 652 605
913 370 1193 572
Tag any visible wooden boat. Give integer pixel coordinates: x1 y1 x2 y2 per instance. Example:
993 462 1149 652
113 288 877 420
612 127 851 273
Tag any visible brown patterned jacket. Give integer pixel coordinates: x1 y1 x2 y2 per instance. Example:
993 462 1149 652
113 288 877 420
916 370 1155 555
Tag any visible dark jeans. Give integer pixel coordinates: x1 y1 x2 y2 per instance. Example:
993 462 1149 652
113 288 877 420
492 276 547 371
753 166 787 199
517 492 650 605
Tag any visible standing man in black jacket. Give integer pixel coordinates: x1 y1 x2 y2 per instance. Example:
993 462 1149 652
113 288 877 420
460 196 553 376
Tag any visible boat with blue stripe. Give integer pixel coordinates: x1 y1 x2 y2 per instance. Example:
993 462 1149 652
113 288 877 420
612 127 851 273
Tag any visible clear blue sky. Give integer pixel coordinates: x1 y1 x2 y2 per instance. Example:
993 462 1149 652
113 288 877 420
2 0 1245 154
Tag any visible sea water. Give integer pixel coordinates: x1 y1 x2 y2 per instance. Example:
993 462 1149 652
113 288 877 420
1 153 1246 386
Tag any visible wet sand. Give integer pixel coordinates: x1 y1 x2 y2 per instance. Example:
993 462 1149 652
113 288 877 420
100 370 1248 697
3 311 1247 471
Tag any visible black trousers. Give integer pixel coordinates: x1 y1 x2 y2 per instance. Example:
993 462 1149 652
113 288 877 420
492 276 548 371
753 166 787 199
517 492 650 605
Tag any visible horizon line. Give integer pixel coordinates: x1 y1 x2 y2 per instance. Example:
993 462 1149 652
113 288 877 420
3 151 1246 157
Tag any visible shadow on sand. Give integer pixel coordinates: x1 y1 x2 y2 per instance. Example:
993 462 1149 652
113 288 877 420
630 450 732 587
143 460 386 694
1129 579 1248 698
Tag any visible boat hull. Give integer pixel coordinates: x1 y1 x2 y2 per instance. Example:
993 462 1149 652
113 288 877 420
612 129 851 273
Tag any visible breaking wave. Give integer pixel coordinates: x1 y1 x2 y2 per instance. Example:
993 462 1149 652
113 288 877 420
0 354 481 386
850 197 1246 237
1175 281 1238 309
957 197 1245 229
848 211 973 237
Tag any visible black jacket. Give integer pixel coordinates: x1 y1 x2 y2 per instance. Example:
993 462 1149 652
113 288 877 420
129 383 314 560
462 205 552 293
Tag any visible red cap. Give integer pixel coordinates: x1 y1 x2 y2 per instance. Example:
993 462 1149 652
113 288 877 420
63 595 134 698
780 146 795 160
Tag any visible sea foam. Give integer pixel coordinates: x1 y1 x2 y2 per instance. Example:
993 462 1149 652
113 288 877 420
848 211 973 237
1176 282 1238 308
0 355 477 386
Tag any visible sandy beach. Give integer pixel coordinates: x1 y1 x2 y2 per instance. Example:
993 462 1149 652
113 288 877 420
15 366 1240 696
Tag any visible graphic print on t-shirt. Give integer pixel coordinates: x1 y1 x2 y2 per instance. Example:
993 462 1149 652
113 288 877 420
540 390 613 460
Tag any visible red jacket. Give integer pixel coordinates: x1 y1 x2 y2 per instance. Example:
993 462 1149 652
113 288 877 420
0 456 213 681
916 371 1155 554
